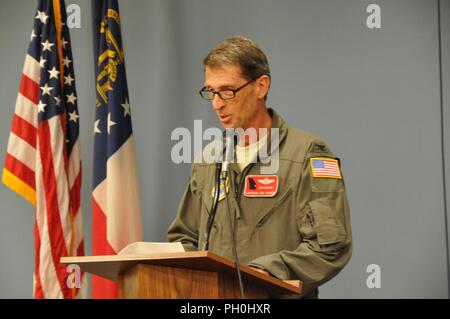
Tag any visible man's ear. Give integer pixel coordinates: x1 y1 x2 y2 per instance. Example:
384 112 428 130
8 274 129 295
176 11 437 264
256 75 270 100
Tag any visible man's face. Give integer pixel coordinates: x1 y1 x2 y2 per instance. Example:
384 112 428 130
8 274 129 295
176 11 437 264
204 64 260 130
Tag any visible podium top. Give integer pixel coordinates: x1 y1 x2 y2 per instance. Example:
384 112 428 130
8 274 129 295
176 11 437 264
61 251 301 295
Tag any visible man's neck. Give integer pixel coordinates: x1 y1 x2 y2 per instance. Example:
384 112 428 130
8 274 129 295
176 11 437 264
239 106 272 147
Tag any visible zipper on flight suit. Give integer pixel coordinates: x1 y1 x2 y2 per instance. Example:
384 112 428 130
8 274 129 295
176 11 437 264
235 163 255 202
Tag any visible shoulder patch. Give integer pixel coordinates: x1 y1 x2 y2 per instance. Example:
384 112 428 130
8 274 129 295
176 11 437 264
311 143 330 154
310 157 342 179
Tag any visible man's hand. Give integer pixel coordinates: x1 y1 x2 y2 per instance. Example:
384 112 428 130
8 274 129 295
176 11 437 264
250 266 270 276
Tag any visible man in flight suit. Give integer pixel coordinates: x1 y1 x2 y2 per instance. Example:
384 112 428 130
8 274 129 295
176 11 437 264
167 36 352 298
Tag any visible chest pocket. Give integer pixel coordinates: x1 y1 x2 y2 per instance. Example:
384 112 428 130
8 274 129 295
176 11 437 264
254 187 293 227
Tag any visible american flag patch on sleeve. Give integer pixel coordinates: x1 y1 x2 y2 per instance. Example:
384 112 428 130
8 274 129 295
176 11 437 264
310 158 342 179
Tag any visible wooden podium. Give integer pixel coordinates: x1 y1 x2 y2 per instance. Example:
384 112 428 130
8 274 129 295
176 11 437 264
61 251 301 298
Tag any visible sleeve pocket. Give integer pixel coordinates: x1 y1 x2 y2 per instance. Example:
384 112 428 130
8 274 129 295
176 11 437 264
309 197 347 245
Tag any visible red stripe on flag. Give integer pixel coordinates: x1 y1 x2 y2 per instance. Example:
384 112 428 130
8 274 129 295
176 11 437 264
11 114 37 148
38 120 71 298
70 170 81 217
19 74 39 105
77 239 85 257
92 275 118 299
5 153 36 190
92 197 118 298
33 220 45 299
59 113 69 185
92 197 117 256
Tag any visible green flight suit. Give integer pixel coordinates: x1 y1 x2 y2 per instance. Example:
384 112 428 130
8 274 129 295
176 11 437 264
167 108 352 298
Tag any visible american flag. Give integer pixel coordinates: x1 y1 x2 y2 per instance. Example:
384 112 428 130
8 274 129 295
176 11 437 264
2 0 85 298
310 158 342 179
92 0 143 298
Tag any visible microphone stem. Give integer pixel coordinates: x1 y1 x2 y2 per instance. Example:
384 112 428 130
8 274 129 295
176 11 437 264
223 169 246 299
203 163 221 251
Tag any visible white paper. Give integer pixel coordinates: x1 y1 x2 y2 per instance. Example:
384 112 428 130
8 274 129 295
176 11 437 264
118 241 185 255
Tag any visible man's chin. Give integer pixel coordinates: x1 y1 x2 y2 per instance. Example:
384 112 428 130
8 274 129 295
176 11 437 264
219 120 235 129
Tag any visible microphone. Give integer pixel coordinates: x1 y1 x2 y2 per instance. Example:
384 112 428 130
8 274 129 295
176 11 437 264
203 129 245 298
221 129 237 177
220 129 245 298
202 129 237 251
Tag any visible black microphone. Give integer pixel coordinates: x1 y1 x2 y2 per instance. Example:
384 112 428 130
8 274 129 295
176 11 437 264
221 129 237 177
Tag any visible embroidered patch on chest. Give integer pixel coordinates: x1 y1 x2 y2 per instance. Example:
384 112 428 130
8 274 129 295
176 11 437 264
244 175 279 197
310 157 342 179
211 175 229 201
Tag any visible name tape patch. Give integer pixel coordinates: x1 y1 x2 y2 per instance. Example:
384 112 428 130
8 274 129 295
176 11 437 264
244 175 279 197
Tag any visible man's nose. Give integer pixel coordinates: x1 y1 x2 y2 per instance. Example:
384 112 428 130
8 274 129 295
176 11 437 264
211 93 225 110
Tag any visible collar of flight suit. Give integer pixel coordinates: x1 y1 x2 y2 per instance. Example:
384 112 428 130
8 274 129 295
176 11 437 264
228 107 288 174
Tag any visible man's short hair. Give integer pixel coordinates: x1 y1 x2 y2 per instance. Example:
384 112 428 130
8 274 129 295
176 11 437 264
203 35 271 81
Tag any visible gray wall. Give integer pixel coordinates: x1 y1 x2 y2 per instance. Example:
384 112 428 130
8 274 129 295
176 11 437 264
0 0 448 298
441 0 450 298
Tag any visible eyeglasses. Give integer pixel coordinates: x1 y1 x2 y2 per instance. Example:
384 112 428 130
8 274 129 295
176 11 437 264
199 78 256 101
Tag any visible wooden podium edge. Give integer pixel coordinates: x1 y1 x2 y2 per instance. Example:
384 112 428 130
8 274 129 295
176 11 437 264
61 251 301 295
